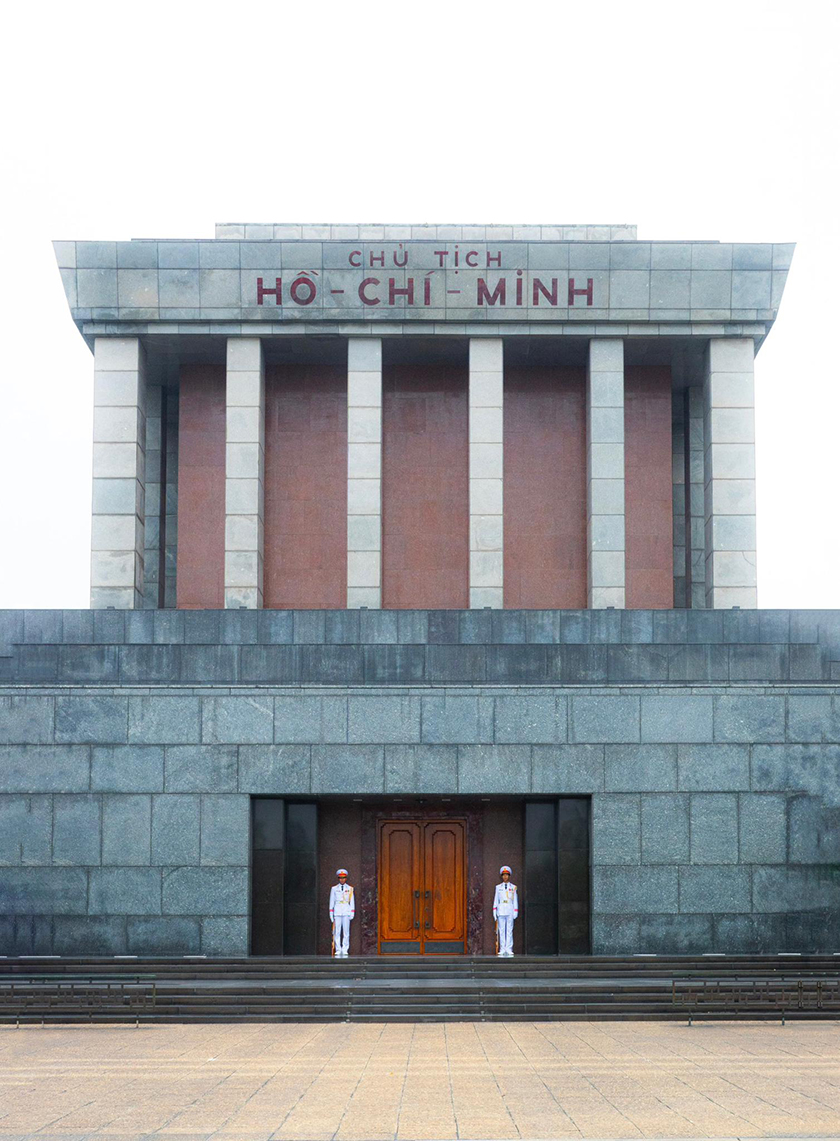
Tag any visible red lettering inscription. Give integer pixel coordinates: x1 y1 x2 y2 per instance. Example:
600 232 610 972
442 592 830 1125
477 278 506 306
533 278 558 305
568 277 594 306
257 277 282 305
389 278 415 305
359 278 380 306
290 276 317 305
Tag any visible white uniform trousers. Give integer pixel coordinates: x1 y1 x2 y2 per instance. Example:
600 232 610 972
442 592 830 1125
333 914 351 955
497 914 514 955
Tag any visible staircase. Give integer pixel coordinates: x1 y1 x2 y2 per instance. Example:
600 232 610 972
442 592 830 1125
1 955 838 1023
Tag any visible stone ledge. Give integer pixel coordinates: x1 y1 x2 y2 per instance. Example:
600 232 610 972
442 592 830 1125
1 608 836 647
0 641 830 686
0 610 835 686
212 223 640 242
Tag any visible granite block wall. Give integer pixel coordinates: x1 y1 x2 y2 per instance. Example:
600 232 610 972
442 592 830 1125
1 608 838 687
1 613 840 956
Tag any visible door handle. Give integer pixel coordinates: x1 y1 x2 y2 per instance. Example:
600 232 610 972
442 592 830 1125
413 889 420 928
424 889 431 928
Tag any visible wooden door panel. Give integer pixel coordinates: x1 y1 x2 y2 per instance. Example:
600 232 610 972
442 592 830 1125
423 821 465 952
378 818 466 954
385 826 415 935
379 821 421 952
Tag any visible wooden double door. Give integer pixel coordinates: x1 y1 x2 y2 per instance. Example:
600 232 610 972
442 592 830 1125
378 819 466 954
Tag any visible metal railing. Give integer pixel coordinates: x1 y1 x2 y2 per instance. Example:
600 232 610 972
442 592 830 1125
0 977 157 1027
673 978 840 1024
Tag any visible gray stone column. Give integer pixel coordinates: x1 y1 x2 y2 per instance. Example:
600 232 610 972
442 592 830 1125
143 387 178 609
469 338 504 608
347 338 382 608
686 386 706 608
703 338 757 608
225 338 265 609
163 391 179 608
142 384 163 609
671 389 687 608
673 386 707 610
90 336 147 609
587 339 625 608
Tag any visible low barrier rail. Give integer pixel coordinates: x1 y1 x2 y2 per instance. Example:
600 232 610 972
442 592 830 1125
673 978 840 1024
0 978 157 1026
2 973 839 1025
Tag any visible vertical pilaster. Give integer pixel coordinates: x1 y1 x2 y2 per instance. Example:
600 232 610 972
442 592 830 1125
686 386 706 608
163 391 179 608
90 336 147 609
469 338 504 609
586 339 625 608
347 337 382 608
703 338 757 608
671 391 686 608
142 384 163 608
225 338 265 609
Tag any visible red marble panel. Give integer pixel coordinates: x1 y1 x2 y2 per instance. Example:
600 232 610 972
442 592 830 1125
176 363 226 609
382 363 469 609
504 367 587 608
625 366 674 609
264 363 347 609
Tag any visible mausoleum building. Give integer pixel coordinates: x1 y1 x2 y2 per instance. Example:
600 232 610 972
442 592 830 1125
1 222 839 959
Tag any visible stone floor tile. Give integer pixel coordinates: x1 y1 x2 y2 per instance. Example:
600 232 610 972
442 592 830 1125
2 1020 840 1139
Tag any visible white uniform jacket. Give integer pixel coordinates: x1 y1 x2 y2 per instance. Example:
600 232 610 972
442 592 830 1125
329 883 355 919
492 882 518 919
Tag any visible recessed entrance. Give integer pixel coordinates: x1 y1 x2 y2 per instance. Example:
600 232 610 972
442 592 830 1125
250 796 590 956
378 819 466 954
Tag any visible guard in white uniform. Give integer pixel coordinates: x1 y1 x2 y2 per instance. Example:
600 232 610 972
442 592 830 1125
493 865 518 956
329 868 355 957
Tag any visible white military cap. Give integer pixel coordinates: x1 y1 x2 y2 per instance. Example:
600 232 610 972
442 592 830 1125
336 868 349 876
500 865 512 875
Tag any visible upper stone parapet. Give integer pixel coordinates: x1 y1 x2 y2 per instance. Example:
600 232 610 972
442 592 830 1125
214 223 639 241
52 223 794 342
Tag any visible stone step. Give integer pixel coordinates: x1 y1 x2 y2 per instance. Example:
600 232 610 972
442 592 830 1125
2 961 838 1023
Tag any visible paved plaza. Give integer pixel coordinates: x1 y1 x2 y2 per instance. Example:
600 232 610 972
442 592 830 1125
1 1021 840 1140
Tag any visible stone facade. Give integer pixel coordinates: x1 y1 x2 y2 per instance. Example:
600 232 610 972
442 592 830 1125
1 608 839 956
4 222 821 959
52 223 794 614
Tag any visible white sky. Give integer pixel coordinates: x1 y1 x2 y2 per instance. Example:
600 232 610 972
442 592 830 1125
0 0 837 609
